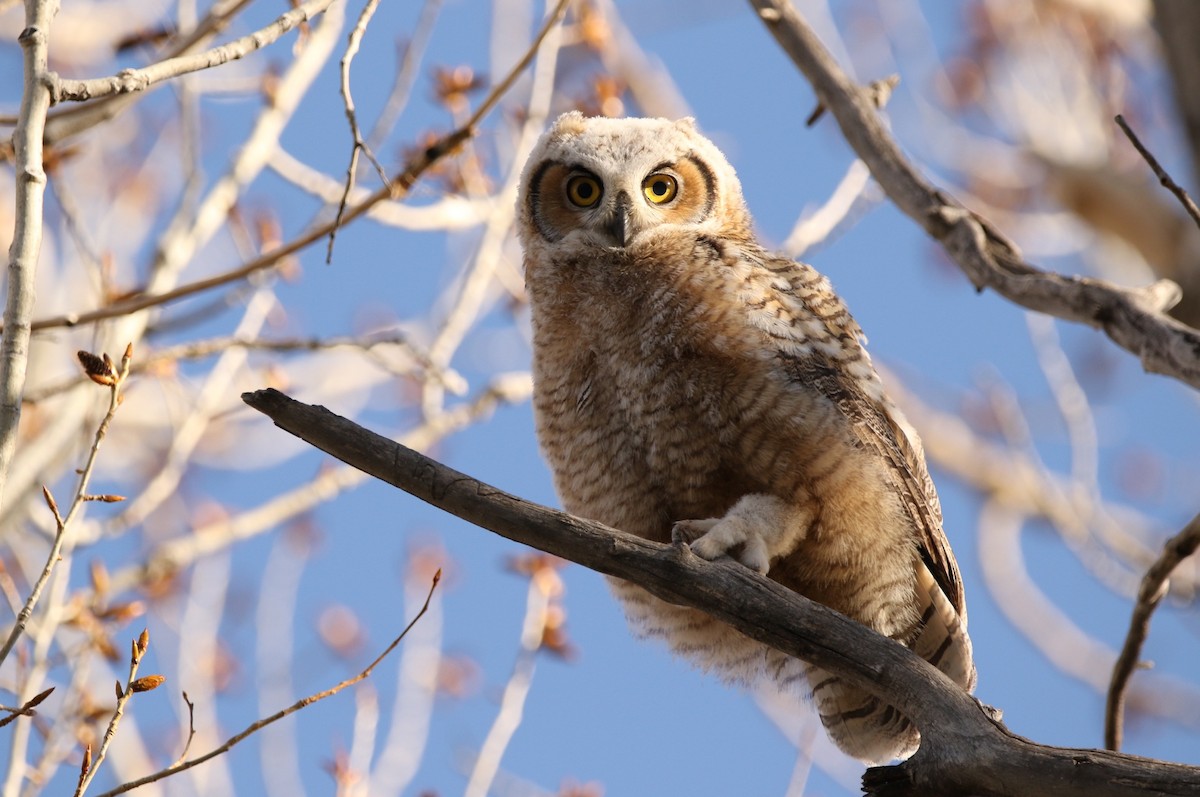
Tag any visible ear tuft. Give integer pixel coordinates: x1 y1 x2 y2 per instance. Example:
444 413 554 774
673 117 697 132
551 111 588 137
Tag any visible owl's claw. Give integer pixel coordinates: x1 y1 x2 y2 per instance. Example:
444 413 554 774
671 518 716 546
672 494 812 576
673 516 771 575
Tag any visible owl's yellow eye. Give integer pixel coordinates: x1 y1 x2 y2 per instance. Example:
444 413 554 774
642 173 678 204
566 175 603 207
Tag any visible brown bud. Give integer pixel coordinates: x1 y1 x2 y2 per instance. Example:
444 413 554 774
115 680 123 700
137 628 149 655
129 675 165 693
77 351 117 386
80 744 92 775
41 485 62 524
28 687 55 709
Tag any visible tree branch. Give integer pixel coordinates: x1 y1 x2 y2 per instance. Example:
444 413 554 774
1116 114 1200 233
0 0 58 515
1106 511 1200 751
241 387 1200 797
748 0 1200 391
51 0 334 103
93 571 440 797
17 0 571 335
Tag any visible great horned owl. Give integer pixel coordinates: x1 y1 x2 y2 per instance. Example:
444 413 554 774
516 112 976 764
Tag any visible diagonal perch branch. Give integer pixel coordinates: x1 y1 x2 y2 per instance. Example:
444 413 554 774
242 387 1200 797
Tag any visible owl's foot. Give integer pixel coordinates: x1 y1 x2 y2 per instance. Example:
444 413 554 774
670 517 715 546
672 493 812 576
674 515 771 574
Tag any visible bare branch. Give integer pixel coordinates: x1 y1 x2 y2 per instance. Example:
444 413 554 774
38 0 257 144
748 0 1200 391
0 346 132 669
74 629 154 797
52 0 335 103
18 0 572 335
0 687 54 730
327 0 391 262
242 387 1200 797
1106 511 1200 751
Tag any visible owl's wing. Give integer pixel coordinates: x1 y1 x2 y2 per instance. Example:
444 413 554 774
761 255 966 618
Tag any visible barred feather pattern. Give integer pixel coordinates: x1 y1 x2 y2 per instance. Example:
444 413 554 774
519 113 976 764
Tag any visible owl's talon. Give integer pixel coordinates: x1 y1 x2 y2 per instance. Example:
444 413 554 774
671 518 717 546
680 515 772 575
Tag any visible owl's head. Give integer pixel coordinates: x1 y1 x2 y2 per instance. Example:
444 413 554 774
517 113 749 252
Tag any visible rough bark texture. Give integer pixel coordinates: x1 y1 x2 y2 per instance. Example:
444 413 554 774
242 388 1200 797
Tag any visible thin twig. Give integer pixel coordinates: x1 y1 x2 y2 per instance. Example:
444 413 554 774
171 693 197 767
0 345 133 669
1115 114 1200 233
1105 511 1200 751
75 629 159 797
365 550 444 795
94 571 441 797
0 688 54 730
107 289 274 533
327 0 392 262
20 0 572 335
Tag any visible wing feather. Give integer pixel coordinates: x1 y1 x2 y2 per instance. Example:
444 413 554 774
758 253 967 618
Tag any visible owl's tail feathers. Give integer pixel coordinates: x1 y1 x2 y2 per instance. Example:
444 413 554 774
911 561 977 694
806 669 921 764
801 564 977 764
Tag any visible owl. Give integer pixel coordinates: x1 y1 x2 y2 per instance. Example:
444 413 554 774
517 112 976 764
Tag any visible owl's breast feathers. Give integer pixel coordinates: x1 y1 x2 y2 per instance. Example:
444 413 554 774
529 232 965 613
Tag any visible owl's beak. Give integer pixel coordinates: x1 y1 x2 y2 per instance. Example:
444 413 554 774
602 191 634 248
